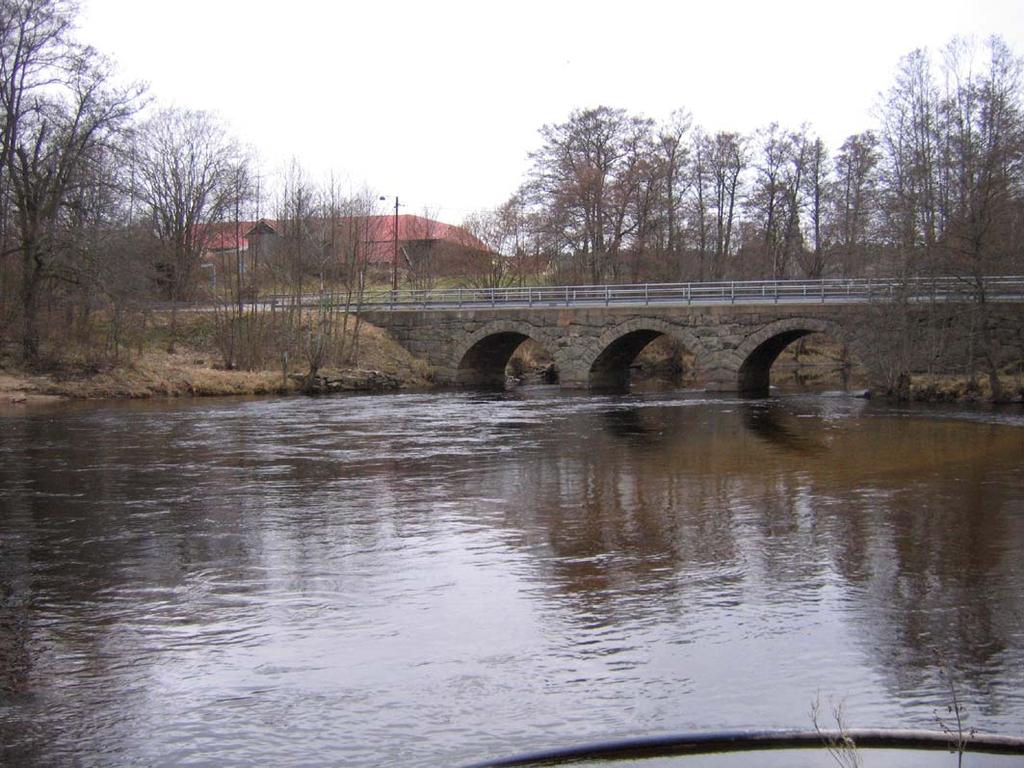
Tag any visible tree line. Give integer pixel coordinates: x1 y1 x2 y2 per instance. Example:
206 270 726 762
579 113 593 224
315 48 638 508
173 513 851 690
469 37 1024 289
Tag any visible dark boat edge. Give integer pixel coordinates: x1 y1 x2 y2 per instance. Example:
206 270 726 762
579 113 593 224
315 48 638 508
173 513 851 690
461 728 1024 767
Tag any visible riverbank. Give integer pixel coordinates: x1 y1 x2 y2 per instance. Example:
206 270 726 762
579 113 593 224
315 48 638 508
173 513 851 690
6 361 1021 405
897 373 1024 404
1 320 432 405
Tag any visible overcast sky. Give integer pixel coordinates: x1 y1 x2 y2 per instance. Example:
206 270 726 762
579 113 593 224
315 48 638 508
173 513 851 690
79 0 1024 222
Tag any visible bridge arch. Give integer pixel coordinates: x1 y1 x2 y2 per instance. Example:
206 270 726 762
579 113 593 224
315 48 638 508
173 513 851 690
581 318 711 389
450 320 556 387
732 317 855 395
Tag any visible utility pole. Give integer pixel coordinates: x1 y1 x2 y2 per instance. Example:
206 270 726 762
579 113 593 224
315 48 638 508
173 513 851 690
392 196 399 292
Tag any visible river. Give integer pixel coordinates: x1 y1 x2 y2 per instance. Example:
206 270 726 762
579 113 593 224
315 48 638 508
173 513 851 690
1 389 1022 767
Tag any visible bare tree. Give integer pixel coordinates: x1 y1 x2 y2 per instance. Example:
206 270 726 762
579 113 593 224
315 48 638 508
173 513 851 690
800 135 830 277
134 107 244 351
708 131 746 279
746 123 791 278
527 106 654 283
879 47 942 273
405 207 440 291
328 185 378 366
656 109 693 277
3 15 141 359
868 35 1024 398
936 36 1024 398
832 131 880 275
462 195 529 288
0 0 77 244
683 129 748 281
685 127 712 280
778 128 812 277
208 160 260 370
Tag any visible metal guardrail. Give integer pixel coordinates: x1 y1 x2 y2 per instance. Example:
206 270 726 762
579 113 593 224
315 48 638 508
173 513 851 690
328 275 1024 311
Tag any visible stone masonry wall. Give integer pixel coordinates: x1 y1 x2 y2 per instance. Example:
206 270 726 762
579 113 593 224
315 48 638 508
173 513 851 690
360 301 1024 392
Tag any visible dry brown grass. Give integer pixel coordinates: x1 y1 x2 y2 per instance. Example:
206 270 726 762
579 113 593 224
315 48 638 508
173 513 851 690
0 315 432 403
38 350 295 399
348 322 433 386
0 373 64 405
908 373 1024 403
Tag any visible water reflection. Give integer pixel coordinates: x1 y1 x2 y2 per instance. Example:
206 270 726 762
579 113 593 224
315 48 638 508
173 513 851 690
741 401 822 453
0 393 1022 767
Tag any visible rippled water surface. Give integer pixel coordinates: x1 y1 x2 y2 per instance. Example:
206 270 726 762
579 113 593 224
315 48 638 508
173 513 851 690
1 390 1022 767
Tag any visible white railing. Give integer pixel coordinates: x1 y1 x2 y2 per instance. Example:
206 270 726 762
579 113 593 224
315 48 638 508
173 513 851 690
330 275 1024 311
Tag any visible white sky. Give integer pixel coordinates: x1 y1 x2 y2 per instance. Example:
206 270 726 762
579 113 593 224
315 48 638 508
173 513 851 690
79 0 1024 223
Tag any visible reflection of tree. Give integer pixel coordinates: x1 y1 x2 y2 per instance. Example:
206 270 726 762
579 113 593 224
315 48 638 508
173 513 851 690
471 404 763 623
825 448 1024 707
0 404 352 764
455 398 1024 705
0 502 31 699
600 406 666 443
741 401 820 454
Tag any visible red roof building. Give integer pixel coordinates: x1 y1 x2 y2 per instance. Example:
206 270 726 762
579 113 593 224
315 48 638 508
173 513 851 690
204 215 489 265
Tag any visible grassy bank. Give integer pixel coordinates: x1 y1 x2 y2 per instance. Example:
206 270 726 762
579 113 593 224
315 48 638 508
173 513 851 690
902 373 1024 404
1 312 432 404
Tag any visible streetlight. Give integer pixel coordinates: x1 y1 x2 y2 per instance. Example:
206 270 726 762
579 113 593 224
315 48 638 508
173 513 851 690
380 195 399 292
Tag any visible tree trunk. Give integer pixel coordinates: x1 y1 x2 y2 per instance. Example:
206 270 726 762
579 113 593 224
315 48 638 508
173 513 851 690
976 299 1003 401
20 250 39 361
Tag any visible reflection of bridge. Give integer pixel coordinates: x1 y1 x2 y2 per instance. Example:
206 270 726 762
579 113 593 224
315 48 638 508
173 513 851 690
359 277 1024 394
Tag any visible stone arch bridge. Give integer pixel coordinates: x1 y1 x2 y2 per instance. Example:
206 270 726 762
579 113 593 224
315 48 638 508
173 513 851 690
358 279 1024 394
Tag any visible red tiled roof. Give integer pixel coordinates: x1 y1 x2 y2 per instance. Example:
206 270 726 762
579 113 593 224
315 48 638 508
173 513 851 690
202 221 255 252
202 215 488 263
362 215 489 263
